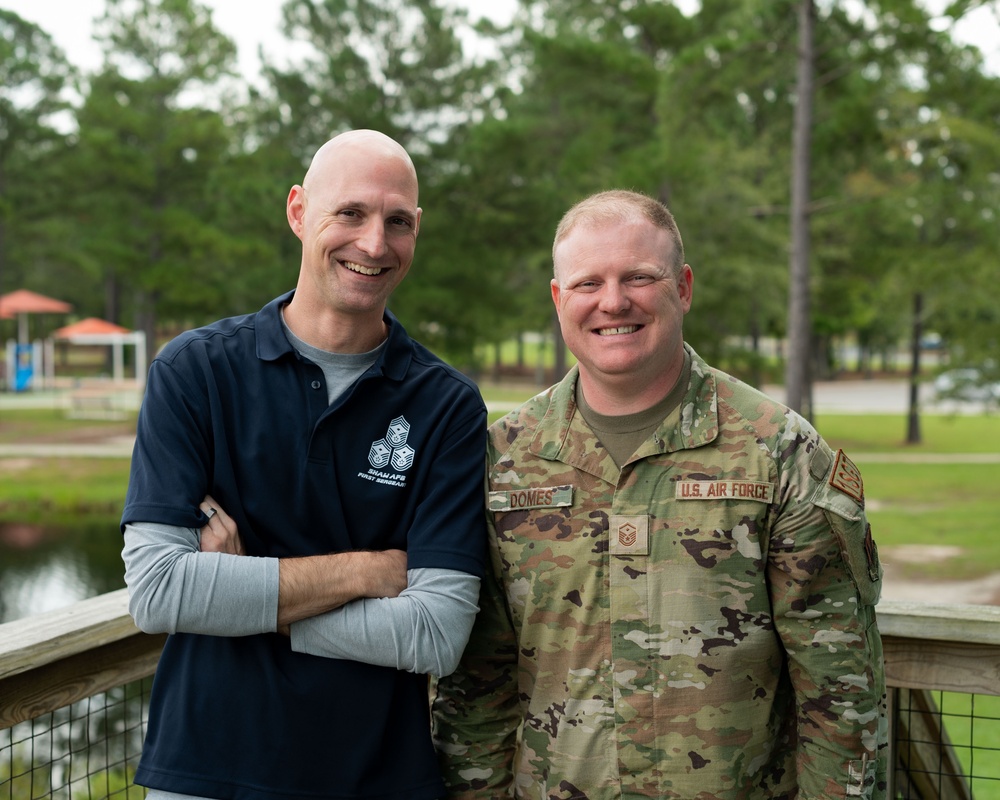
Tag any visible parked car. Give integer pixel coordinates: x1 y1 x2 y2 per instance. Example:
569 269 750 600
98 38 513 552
933 368 1000 404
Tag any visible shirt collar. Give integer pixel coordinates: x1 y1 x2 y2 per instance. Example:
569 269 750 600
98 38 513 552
255 290 412 381
529 344 720 464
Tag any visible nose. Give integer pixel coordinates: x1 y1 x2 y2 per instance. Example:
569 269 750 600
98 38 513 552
598 281 631 314
356 218 388 259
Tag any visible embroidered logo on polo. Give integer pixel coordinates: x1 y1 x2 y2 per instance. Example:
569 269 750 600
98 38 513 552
359 416 415 488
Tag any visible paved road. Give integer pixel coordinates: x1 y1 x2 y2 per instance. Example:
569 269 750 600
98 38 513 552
4 377 992 415
761 379 993 416
486 377 993 415
0 440 136 458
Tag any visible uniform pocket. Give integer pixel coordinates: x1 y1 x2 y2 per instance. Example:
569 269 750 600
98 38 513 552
822 509 882 607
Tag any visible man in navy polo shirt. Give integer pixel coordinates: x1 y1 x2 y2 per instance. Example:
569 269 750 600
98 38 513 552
121 129 487 800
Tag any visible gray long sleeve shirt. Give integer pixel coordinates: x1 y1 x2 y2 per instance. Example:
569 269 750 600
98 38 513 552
123 522 480 676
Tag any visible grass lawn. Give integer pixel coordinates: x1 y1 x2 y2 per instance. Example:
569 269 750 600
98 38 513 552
815 413 1000 454
862 461 1000 581
0 409 135 522
0 407 136 445
0 457 130 523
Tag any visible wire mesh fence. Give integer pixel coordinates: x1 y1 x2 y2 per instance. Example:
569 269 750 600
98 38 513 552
4 677 1000 798
0 678 150 800
893 687 1000 799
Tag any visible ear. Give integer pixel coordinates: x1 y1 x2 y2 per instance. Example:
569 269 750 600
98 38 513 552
286 185 305 239
550 278 562 316
413 207 422 238
678 264 694 313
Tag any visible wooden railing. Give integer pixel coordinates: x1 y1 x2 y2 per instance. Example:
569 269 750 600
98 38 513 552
2 593 999 797
0 589 163 731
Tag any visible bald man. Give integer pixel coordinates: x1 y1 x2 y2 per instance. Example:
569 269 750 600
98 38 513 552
121 130 487 800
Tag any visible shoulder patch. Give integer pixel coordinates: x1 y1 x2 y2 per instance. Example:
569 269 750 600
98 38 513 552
829 449 864 505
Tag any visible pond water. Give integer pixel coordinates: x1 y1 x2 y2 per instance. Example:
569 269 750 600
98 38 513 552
0 516 126 624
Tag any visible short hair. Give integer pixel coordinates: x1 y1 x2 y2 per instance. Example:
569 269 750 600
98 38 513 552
552 190 685 277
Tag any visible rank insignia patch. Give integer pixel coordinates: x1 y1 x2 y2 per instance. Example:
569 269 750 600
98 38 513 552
829 449 864 505
610 515 649 556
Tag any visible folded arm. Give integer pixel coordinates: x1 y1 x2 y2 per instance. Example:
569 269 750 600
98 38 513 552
123 501 407 636
289 568 480 676
122 521 279 636
126 501 480 675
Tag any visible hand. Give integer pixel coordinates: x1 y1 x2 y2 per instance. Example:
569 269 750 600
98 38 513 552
199 494 245 555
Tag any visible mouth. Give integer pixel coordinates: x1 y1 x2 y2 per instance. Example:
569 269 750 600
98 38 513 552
595 325 641 336
343 261 385 276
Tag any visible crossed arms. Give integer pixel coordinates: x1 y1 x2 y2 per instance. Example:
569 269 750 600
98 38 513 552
122 497 480 676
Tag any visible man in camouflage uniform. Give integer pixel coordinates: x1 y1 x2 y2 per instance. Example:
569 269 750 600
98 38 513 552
432 190 887 799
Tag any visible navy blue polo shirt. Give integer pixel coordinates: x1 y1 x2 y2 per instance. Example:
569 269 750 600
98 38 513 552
122 291 487 800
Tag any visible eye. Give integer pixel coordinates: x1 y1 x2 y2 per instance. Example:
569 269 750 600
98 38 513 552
388 216 413 229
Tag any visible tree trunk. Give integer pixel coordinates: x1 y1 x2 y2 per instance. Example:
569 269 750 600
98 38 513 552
785 0 815 419
749 298 762 389
492 341 502 382
906 292 923 444
134 289 159 375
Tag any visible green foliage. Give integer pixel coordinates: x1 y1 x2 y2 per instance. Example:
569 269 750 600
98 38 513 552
0 0 996 380
0 10 75 307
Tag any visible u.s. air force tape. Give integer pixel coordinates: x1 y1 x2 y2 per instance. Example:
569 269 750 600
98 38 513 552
488 485 573 512
675 480 774 502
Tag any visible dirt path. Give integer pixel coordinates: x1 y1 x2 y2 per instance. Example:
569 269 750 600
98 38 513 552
880 545 1000 606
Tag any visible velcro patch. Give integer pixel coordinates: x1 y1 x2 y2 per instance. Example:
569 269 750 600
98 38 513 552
864 523 880 582
829 450 864 505
610 515 649 556
675 480 774 503
488 485 573 512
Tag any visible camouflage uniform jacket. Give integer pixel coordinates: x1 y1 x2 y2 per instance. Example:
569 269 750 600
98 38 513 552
432 347 887 799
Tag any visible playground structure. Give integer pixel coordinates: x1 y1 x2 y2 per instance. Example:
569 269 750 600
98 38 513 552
1 290 146 415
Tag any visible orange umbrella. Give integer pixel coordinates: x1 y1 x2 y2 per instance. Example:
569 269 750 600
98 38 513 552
0 289 73 343
51 316 146 385
0 289 73 316
52 317 130 338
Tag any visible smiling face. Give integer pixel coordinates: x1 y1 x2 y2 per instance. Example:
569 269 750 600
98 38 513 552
286 131 421 349
551 216 693 412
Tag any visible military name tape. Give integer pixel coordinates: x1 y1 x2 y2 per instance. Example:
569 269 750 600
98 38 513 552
675 480 774 502
488 485 573 511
